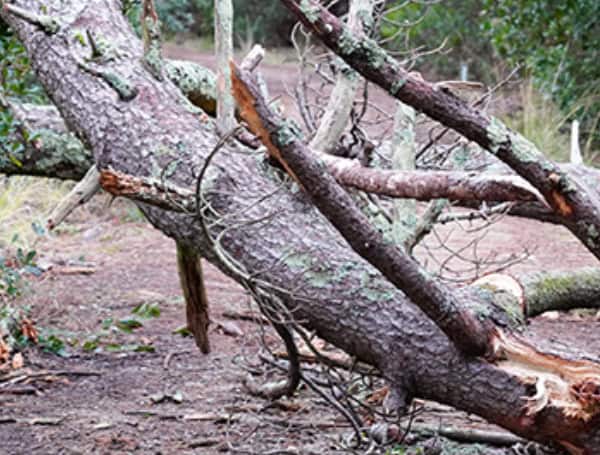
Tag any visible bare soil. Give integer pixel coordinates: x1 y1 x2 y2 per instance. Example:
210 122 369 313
2 51 599 455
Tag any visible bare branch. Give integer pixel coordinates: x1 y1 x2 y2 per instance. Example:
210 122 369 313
47 165 100 230
281 0 600 262
309 0 372 153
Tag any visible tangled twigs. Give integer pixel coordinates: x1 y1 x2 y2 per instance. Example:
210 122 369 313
194 126 302 399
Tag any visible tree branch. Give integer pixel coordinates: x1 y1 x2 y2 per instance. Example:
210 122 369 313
281 0 600 262
231 63 493 357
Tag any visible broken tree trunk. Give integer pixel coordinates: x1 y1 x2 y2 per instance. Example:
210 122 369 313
2 0 600 451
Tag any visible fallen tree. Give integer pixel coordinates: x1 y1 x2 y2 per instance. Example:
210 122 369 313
1 0 600 452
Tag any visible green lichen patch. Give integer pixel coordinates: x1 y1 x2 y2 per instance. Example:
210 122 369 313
99 72 138 101
72 30 87 46
358 9 374 33
143 46 164 81
332 261 360 282
37 15 59 34
487 117 544 163
485 117 509 154
390 78 406 96
359 39 388 69
86 30 122 62
339 61 358 80
338 28 358 55
577 220 600 249
283 252 331 288
299 0 320 24
359 270 395 303
34 129 91 169
507 130 543 163
276 120 304 147
164 61 217 114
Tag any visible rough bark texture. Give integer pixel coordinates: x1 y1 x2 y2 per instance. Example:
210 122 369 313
3 0 600 451
283 0 600 262
231 63 493 357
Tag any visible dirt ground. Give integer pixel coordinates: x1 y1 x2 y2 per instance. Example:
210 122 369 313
1 194 599 455
1 50 599 455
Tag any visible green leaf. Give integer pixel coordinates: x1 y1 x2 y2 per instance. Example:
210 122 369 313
134 344 155 353
8 154 22 168
82 340 99 352
116 318 143 333
101 318 113 330
39 334 68 357
132 302 161 318
172 325 192 337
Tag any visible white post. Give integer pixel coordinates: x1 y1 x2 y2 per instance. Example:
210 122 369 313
460 62 469 82
571 120 583 164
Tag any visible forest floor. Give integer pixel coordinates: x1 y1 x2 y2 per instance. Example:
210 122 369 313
1 49 599 455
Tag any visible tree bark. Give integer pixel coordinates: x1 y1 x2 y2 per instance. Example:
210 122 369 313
2 0 600 451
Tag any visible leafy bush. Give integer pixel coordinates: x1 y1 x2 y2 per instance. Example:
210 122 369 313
0 21 46 102
193 1 296 47
124 0 196 38
0 20 47 170
380 0 496 83
482 0 600 152
0 236 37 301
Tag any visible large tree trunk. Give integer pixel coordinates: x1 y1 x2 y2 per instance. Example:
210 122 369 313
2 0 600 452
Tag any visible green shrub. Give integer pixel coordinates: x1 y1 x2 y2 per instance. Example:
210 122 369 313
482 0 600 153
380 0 496 83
